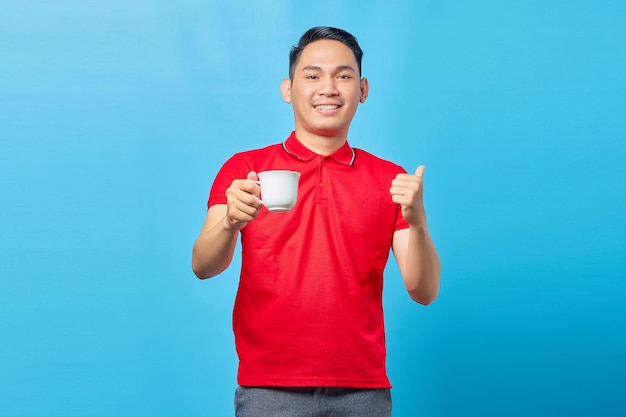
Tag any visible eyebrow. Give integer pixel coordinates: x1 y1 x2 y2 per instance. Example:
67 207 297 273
301 64 356 73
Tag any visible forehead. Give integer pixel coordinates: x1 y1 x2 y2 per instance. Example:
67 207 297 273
296 39 357 69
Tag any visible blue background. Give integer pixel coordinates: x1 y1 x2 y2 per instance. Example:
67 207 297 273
1 1 625 416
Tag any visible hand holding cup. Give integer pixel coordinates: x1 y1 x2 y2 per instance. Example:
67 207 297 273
224 170 300 230
224 171 263 230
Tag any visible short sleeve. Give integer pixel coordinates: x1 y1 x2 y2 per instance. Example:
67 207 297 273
207 153 254 209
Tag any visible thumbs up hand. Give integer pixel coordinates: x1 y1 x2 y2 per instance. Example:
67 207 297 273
390 165 427 227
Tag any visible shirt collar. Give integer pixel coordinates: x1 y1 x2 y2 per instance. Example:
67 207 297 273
282 131 356 166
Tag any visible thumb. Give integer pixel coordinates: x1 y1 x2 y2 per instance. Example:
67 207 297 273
414 165 425 179
247 171 259 181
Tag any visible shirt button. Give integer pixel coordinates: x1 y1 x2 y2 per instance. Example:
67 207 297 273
319 182 326 188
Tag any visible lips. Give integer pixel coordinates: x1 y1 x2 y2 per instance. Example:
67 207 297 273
313 104 341 110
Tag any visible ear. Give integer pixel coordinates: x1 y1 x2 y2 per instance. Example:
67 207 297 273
359 77 369 103
280 78 292 103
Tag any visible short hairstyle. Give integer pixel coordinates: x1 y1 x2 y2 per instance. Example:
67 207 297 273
289 26 363 79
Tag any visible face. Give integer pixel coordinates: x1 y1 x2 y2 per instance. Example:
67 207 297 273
281 39 368 143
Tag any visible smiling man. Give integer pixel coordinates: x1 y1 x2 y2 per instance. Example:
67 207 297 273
192 26 440 417
280 37 368 154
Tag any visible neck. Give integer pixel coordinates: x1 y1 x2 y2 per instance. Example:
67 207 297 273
294 128 349 156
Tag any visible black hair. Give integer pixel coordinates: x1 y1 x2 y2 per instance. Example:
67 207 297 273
288 26 363 79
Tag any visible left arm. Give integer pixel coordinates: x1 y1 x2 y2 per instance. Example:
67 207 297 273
390 166 441 305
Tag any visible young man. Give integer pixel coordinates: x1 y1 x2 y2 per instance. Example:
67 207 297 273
192 26 440 417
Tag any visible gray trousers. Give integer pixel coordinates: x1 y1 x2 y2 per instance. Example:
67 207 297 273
234 386 392 417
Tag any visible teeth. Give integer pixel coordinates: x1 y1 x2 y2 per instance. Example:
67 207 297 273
315 105 339 110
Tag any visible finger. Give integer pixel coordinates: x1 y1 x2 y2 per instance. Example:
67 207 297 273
240 190 263 208
390 193 414 207
391 177 413 189
390 191 407 202
234 177 261 197
232 200 261 219
390 194 403 205
227 207 258 230
390 177 422 195
390 184 415 195
395 169 424 182
226 183 262 209
247 171 262 199
226 198 261 227
390 189 418 208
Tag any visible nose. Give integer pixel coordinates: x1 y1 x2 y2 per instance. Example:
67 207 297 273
318 77 338 96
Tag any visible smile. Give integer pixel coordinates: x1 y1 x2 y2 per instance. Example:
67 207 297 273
314 105 340 110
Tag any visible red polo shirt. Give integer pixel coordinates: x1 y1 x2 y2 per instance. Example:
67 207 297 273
208 132 409 388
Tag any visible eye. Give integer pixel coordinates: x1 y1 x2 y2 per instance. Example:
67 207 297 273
306 74 319 80
337 74 352 80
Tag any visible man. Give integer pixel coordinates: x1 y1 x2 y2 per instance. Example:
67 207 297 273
192 26 440 417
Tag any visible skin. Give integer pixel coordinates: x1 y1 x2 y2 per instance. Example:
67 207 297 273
192 39 440 305
280 39 368 155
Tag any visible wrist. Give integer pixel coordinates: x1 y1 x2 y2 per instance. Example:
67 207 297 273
222 215 241 232
407 210 427 229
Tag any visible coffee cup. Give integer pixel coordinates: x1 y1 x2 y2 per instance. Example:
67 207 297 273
255 170 300 212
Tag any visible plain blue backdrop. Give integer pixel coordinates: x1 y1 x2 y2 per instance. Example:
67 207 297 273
1 1 624 416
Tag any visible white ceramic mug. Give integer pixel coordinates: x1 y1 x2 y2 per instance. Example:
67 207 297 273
256 170 301 212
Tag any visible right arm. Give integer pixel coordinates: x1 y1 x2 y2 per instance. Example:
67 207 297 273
192 171 261 279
